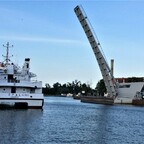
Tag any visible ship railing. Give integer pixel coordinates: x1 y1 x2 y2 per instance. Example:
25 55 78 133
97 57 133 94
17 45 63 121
0 79 42 84
0 79 41 83
20 80 42 87
20 80 42 83
0 79 20 83
0 80 42 88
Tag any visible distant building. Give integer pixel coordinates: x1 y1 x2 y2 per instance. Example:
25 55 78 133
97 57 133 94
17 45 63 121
116 77 144 83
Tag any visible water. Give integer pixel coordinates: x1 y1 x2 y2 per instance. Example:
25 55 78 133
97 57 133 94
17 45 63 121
0 97 144 144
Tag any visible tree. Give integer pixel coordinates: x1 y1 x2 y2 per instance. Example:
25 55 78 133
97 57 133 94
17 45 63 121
53 82 61 94
42 83 51 95
45 83 51 88
72 80 81 94
95 79 106 96
42 80 94 96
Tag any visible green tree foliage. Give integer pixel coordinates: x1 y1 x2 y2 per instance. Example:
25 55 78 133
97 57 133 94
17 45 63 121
95 79 106 96
42 80 94 96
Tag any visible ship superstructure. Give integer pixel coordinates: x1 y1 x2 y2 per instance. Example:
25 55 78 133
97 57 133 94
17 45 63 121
0 42 44 108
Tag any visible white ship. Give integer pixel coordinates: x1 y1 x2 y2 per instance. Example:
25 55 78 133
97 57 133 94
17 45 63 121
114 80 144 104
0 42 44 109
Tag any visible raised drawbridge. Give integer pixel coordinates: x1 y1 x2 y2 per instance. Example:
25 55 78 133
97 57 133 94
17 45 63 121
74 5 118 98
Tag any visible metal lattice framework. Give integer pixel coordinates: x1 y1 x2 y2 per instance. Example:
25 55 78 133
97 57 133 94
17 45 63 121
74 5 117 97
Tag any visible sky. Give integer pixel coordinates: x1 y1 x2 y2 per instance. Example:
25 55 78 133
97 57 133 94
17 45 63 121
0 0 144 88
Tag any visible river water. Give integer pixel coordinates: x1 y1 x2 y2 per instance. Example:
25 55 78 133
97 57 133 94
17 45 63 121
0 96 144 144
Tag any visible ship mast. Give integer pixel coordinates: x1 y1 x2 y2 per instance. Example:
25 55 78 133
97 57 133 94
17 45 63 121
3 42 13 65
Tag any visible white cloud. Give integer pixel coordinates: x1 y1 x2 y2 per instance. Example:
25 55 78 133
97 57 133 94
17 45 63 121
0 35 86 44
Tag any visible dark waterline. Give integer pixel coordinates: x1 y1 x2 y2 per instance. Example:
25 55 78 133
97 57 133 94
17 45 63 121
0 96 144 144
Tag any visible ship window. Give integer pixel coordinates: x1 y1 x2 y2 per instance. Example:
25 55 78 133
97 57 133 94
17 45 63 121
11 87 16 93
3 89 5 91
30 88 35 93
8 75 13 80
119 85 130 88
4 77 6 79
23 89 25 91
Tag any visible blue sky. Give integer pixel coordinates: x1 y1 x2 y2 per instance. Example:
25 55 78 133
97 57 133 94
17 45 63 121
0 1 144 88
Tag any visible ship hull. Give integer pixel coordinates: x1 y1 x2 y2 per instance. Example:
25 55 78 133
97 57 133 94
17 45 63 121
114 97 133 104
0 97 44 109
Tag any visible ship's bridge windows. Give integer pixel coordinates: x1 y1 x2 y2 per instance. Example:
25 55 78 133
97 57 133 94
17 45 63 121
119 85 130 88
